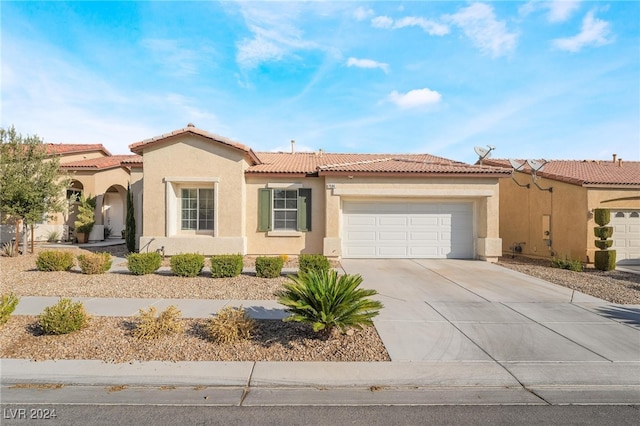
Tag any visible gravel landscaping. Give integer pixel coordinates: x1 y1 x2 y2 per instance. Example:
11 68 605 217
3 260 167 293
498 256 640 304
1 245 638 363
0 246 386 363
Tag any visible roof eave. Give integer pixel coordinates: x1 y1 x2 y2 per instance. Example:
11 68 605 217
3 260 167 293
129 129 261 165
317 171 511 178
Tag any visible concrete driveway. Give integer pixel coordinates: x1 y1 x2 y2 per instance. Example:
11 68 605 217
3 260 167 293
341 259 640 364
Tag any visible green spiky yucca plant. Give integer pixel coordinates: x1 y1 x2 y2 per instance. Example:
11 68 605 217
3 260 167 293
276 270 383 335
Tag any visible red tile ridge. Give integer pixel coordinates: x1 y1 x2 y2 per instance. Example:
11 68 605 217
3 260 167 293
129 125 261 165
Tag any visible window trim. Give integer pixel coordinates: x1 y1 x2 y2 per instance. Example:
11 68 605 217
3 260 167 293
180 187 214 232
164 177 219 237
258 187 311 233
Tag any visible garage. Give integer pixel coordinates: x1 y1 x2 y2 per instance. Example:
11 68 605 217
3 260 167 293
611 210 640 265
342 201 474 258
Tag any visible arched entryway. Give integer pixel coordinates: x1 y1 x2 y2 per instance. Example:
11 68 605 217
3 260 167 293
66 180 84 241
103 185 126 239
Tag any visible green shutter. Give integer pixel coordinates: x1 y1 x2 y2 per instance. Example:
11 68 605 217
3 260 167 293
258 188 272 232
297 188 312 232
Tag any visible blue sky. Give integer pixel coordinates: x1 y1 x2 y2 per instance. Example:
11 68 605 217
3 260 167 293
2 1 638 164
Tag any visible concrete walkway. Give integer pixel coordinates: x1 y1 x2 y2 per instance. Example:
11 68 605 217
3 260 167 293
2 259 640 406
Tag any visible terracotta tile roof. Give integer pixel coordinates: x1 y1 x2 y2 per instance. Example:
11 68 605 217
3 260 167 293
484 159 640 186
46 143 111 156
60 155 141 171
247 152 511 177
129 125 261 165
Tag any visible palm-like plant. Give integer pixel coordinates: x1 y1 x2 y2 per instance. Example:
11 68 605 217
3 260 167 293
276 270 383 334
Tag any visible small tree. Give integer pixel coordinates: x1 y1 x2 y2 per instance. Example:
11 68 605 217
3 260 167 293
0 126 70 254
73 194 96 242
125 183 136 253
593 208 616 271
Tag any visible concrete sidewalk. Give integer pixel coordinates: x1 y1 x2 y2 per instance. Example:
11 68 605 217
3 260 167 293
3 259 640 406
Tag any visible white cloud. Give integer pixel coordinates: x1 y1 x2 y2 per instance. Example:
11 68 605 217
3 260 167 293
371 15 393 29
140 38 205 77
388 88 442 109
235 3 318 70
547 1 581 23
552 10 613 52
371 15 449 36
445 3 519 57
520 1 581 23
236 36 285 69
353 6 374 22
346 57 389 73
394 17 450 36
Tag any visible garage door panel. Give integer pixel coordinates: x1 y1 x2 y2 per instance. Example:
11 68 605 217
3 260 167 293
378 246 409 257
611 210 640 264
379 216 408 226
409 232 439 241
346 216 377 226
344 246 377 257
346 231 377 241
343 201 473 259
409 246 440 256
379 231 408 241
410 216 439 226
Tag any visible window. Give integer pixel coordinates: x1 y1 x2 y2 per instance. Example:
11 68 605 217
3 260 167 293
181 188 214 231
615 212 625 218
273 189 298 231
258 188 311 232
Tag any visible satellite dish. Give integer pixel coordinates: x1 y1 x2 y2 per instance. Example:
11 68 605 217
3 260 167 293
508 159 525 171
474 145 495 164
527 159 548 172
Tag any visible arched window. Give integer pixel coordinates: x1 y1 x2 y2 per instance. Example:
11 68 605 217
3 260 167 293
631 212 639 218
615 212 625 218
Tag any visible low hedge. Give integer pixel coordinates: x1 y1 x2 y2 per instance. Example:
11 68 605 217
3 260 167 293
170 253 205 277
298 254 331 274
210 254 244 278
255 256 284 278
127 252 162 275
77 252 112 275
36 250 74 272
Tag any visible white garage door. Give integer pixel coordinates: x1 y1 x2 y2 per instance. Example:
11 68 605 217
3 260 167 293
342 201 474 259
611 210 640 265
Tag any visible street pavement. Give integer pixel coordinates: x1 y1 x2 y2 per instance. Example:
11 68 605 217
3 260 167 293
2 259 639 406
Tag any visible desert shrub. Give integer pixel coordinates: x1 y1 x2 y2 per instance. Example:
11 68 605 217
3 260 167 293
280 254 289 264
595 240 614 250
46 230 61 242
595 251 616 271
255 256 284 278
594 226 613 240
594 208 610 226
77 252 112 274
127 252 162 275
132 305 183 339
170 253 205 277
298 254 331 274
0 293 19 327
206 306 255 343
276 270 383 334
36 250 74 272
1 242 17 257
210 254 243 278
551 257 583 272
38 298 90 335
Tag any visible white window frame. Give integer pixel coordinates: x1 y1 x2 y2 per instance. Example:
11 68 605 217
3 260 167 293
180 187 214 232
272 189 299 231
164 177 218 237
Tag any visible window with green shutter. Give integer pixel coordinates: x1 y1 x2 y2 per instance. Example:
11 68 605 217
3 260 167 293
258 188 311 232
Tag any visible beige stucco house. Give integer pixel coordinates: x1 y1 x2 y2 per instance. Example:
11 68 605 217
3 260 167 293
128 125 510 261
38 144 140 243
483 158 640 265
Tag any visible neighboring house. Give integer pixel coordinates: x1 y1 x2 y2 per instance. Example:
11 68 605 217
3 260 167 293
128 124 511 261
482 158 640 265
0 143 141 244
